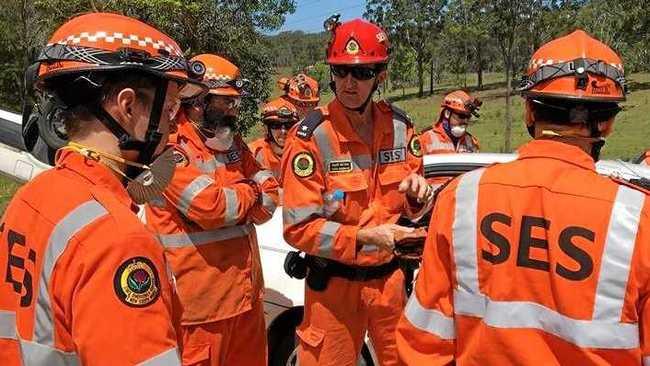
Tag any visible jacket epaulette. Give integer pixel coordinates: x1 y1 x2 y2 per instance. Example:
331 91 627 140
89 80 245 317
295 109 325 140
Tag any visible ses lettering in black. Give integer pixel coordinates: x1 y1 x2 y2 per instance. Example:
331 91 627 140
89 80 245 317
480 213 594 281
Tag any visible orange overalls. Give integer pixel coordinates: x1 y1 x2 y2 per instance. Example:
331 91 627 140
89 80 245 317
419 123 479 155
397 139 650 365
145 111 280 366
249 138 281 181
282 99 424 366
0 149 179 365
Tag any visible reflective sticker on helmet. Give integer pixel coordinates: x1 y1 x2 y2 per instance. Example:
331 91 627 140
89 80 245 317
293 152 315 178
345 39 360 55
113 257 161 308
376 32 387 43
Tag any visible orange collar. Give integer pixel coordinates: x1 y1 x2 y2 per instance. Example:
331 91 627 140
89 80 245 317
55 148 134 208
517 139 596 171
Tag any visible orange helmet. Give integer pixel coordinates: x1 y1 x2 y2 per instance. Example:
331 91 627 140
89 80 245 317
34 12 206 99
278 74 320 106
261 98 299 124
325 15 390 65
519 29 626 102
192 54 247 97
440 90 482 118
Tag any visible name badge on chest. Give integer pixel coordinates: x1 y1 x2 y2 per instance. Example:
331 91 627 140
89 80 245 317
328 159 353 173
379 147 406 164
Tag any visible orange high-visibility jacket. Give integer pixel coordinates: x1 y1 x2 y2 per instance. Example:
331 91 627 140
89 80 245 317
397 139 650 365
145 112 280 325
0 149 179 366
282 99 423 267
420 123 479 155
249 138 282 181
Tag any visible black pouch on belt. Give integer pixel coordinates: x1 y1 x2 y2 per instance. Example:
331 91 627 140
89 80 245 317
284 251 308 279
305 256 331 292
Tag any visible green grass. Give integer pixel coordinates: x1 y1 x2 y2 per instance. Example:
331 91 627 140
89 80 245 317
0 176 20 215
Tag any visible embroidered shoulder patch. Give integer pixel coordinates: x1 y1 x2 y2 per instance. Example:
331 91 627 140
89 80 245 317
408 136 423 157
114 257 161 308
293 152 315 178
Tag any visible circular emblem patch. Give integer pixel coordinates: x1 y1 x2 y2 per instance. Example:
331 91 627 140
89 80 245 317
172 148 189 167
292 152 315 178
114 257 160 308
345 39 360 55
409 136 423 157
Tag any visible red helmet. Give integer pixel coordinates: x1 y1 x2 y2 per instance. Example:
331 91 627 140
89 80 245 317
325 16 389 65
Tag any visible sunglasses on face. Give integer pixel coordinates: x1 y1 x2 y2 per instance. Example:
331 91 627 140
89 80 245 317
330 65 378 81
268 121 296 130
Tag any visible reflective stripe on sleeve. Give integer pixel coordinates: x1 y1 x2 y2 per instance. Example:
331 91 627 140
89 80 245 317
404 292 455 340
317 221 341 258
34 200 108 347
177 175 214 216
223 187 239 225
158 224 253 248
283 205 324 226
137 347 181 366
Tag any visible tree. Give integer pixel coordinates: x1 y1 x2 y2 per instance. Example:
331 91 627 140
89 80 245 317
485 0 537 152
0 0 296 134
366 0 446 98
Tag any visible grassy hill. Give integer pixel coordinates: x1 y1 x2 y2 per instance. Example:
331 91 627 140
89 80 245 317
2 71 650 214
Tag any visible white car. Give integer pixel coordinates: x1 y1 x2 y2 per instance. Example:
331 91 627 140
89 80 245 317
3 108 650 366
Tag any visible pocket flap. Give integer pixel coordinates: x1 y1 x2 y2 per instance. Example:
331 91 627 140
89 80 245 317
326 172 368 192
182 343 211 365
296 324 325 348
379 163 411 186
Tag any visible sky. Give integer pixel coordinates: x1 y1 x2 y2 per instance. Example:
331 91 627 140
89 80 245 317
273 0 367 34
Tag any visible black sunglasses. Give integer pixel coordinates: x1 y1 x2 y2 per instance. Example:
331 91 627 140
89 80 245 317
330 65 378 81
268 121 296 130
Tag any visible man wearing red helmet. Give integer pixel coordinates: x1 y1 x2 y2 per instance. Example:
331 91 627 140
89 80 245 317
281 15 434 365
0 13 207 365
420 90 481 155
145 53 279 366
397 30 650 365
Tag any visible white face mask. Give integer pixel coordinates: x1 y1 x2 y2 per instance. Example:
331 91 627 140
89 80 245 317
205 126 235 151
450 125 467 138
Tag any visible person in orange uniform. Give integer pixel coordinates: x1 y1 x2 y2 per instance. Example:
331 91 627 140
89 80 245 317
0 12 206 365
420 90 481 155
396 30 650 365
281 16 435 366
249 98 300 183
278 73 321 120
145 53 280 366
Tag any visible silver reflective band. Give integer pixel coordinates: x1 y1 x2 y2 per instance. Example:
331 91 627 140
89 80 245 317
644 356 650 366
196 157 222 174
317 221 341 258
593 186 644 320
137 347 181 366
392 118 407 149
178 175 214 216
404 292 455 340
0 310 17 340
452 168 484 294
223 187 239 225
360 244 378 253
313 123 335 170
252 170 274 185
454 290 639 349
283 205 324 226
158 224 253 248
34 200 108 347
20 340 80 366
261 193 277 213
